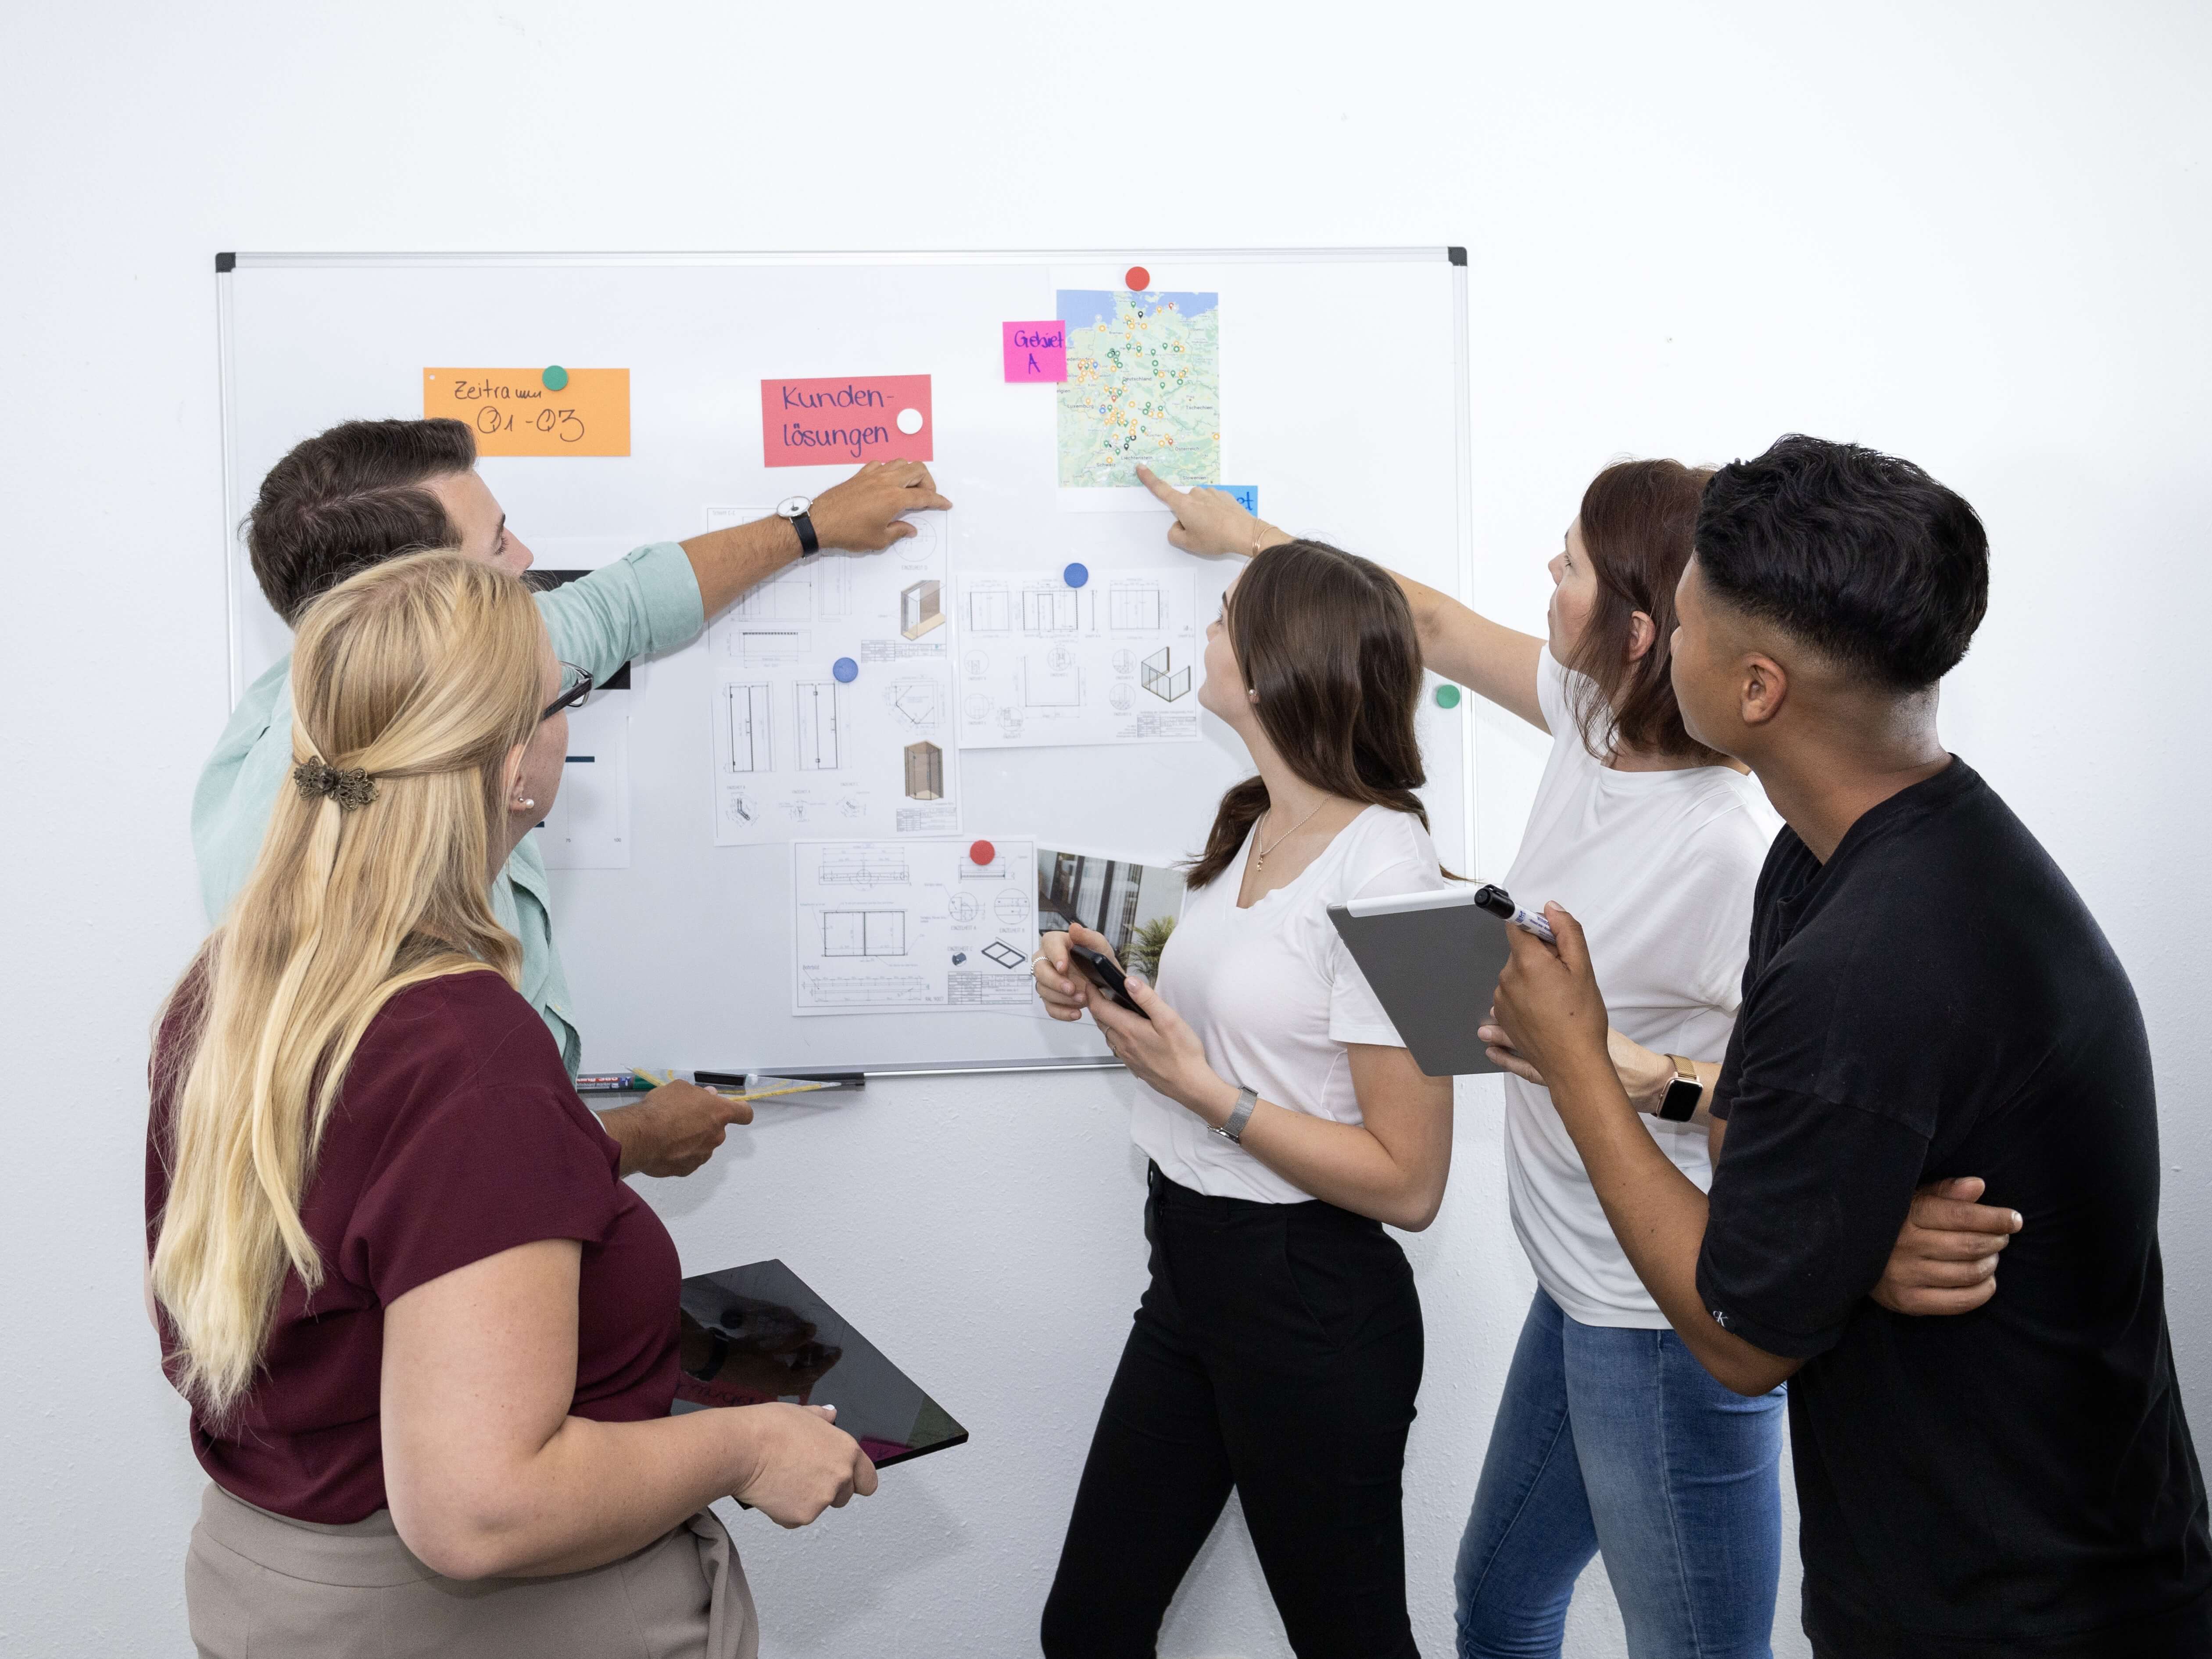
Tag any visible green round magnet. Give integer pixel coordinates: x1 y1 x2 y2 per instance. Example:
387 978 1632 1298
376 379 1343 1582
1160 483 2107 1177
1434 684 1463 709
540 365 569 391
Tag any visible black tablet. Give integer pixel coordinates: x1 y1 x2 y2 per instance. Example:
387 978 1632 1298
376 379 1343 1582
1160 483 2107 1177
672 1258 969 1469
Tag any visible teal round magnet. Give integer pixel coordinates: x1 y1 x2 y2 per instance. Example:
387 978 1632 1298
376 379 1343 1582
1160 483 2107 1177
1063 562 1089 588
540 365 569 391
1434 684 1463 709
832 656 859 684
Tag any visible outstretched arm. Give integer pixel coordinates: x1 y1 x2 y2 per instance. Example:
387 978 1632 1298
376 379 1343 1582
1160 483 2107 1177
679 461 953 616
1133 464 1545 730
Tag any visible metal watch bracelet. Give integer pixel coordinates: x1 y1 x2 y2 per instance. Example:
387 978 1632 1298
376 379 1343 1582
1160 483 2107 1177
1211 1085 1259 1144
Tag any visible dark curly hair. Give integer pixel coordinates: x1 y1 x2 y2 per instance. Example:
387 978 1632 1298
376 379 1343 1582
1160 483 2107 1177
1695 435 1989 691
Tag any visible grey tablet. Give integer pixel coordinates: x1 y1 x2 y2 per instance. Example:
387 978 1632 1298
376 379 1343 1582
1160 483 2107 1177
1328 888 1514 1078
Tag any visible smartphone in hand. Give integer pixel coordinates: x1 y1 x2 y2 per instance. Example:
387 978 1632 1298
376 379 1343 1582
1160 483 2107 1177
1068 944 1149 1019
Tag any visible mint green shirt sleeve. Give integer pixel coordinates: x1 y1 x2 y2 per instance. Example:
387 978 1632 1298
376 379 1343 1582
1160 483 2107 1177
190 656 297 926
538 541 705 684
189 541 705 1078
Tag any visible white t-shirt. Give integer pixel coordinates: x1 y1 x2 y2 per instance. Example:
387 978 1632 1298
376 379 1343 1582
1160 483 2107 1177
1130 805 1453 1204
1501 650 1780 1327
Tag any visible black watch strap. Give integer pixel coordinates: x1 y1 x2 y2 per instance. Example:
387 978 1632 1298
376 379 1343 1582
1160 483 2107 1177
790 511 819 556
1657 1054 1702 1122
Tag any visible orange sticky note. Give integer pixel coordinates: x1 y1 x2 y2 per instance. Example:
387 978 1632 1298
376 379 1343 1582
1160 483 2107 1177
422 368 630 456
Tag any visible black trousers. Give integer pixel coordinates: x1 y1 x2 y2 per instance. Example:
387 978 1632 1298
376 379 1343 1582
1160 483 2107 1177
1041 1165 1425 1659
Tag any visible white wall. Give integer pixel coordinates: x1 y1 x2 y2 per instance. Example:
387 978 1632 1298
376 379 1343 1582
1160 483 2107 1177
3 4 2206 1656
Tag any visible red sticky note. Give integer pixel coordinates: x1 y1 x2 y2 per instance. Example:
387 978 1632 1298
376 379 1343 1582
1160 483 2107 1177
1003 321 1067 383
761 375 933 467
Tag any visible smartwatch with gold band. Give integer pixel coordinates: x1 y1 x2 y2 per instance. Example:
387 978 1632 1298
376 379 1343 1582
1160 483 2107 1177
1657 1054 1702 1122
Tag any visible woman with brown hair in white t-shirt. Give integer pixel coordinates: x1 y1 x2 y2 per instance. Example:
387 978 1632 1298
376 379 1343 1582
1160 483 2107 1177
1138 459 1783 1658
1032 534 1458 1659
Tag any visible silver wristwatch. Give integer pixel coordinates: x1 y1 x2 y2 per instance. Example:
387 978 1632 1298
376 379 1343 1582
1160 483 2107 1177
1210 1086 1259 1145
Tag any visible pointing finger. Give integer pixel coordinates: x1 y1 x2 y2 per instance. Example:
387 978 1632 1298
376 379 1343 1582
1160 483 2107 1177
1136 462 1184 509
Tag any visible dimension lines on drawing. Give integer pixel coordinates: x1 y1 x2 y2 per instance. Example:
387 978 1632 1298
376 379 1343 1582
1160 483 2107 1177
822 909 907 958
725 683 773 771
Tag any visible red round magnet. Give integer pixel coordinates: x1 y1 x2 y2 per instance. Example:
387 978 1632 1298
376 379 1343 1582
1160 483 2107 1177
1124 265 1151 293
969 839 996 867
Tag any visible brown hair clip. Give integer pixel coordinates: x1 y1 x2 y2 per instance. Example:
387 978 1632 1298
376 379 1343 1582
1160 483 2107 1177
292 758 379 812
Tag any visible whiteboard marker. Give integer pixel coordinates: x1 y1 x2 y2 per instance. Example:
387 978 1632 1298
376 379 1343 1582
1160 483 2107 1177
1473 884 1557 943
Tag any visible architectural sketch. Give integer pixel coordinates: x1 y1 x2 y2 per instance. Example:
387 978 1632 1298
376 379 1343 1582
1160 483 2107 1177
793 838 1038 1014
822 910 907 957
968 588 1011 632
704 507 957 843
1141 647 1191 702
723 683 773 772
958 567 1201 749
885 679 943 731
901 578 945 639
1110 587 1164 631
794 682 841 770
727 625 812 661
903 741 945 801
817 847 910 886
1021 589 1081 633
1020 658 1083 707
538 702 631 871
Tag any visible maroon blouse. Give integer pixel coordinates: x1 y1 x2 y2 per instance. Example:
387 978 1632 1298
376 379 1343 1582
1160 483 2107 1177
146 969 680 1523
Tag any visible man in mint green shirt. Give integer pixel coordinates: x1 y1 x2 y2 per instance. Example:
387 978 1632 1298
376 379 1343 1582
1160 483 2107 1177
194 416 949 1177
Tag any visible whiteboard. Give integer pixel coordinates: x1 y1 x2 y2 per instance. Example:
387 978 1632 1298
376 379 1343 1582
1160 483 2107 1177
217 250 1474 1074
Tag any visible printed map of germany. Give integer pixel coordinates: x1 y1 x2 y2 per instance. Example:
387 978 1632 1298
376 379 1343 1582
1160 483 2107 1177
1056 289 1220 489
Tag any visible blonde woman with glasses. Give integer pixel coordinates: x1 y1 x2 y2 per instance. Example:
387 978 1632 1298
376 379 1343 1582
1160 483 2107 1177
145 551 874 1659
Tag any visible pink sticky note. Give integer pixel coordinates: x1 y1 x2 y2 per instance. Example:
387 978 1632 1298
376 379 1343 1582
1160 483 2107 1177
1003 321 1067 383
761 374 933 467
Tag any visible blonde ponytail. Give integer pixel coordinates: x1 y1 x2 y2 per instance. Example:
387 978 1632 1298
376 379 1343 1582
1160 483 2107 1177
152 551 545 1419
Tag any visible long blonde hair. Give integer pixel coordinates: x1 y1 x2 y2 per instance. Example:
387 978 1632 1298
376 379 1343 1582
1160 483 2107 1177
151 550 545 1419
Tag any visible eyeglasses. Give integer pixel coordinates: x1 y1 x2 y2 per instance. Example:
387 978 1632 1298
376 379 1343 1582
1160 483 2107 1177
541 663 594 722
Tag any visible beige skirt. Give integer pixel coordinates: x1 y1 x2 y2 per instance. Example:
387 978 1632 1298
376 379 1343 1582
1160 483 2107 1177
185 1481 757 1659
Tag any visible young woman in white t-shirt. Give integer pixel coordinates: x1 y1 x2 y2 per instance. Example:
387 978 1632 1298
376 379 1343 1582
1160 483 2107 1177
1031 539 1457 1659
1135 459 1785 1658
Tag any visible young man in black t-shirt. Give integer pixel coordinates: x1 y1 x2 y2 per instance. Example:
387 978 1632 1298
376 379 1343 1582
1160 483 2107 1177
1490 434 2211 1657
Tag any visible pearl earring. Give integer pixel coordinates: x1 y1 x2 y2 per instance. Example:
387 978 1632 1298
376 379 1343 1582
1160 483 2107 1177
1246 688 1259 702
517 797 535 810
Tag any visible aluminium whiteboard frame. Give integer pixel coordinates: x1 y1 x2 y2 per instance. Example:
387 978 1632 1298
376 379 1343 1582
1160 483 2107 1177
212 247 1478 1076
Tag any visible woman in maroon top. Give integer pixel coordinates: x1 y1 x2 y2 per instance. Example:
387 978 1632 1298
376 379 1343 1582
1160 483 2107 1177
145 551 875 1659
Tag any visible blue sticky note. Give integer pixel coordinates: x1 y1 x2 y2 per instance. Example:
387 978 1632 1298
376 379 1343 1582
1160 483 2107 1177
1212 484 1258 514
832 656 859 683
1063 562 1089 588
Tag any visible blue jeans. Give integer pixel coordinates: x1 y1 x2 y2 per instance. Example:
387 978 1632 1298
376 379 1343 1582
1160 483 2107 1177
1455 1290 1785 1659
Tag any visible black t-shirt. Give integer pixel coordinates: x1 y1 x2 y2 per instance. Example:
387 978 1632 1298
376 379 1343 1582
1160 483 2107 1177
1701 759 2211 1657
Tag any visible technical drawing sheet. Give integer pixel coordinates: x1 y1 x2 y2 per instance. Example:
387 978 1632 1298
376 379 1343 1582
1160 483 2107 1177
705 509 959 843
537 701 632 870
954 566 1200 748
793 838 1039 1014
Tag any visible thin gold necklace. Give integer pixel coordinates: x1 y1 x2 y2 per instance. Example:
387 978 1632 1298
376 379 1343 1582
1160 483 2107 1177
1252 798 1329 872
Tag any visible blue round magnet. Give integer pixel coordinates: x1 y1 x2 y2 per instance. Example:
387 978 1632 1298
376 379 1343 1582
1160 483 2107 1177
832 656 859 683
1063 562 1089 588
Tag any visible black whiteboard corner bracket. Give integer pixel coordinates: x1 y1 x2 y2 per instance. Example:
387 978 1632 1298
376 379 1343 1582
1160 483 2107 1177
1447 246 1468 267
215 252 237 274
